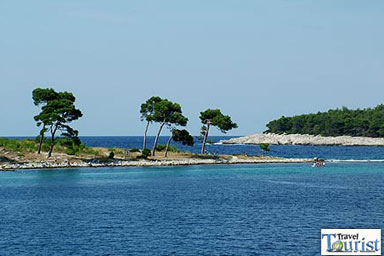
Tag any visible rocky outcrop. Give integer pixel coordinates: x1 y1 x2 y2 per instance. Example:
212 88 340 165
221 133 384 146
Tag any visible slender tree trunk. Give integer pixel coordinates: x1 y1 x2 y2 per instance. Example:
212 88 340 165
143 121 150 150
152 120 166 156
37 125 45 154
164 135 172 158
47 125 58 158
201 124 210 154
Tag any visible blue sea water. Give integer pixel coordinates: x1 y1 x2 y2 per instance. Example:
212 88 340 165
80 136 384 160
0 163 383 255
7 136 384 160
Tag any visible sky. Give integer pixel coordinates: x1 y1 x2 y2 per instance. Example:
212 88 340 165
1 0 384 136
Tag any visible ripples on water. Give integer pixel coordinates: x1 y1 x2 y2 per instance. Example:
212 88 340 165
0 163 383 255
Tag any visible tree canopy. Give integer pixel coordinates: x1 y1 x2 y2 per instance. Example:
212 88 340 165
140 96 163 150
199 109 238 133
163 129 194 157
151 98 188 156
172 129 194 146
265 105 384 137
140 96 163 122
32 88 83 157
199 109 237 153
152 100 188 125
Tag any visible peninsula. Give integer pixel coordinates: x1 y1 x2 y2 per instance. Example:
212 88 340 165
0 139 310 171
222 133 384 146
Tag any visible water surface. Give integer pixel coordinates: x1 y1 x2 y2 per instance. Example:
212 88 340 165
0 163 383 255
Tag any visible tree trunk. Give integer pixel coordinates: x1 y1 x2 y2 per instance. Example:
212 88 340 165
152 121 166 156
37 125 45 154
164 135 172 158
201 124 210 154
47 125 58 158
143 121 150 150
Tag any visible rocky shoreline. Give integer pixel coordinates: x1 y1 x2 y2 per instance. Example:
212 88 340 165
221 133 384 146
0 156 311 171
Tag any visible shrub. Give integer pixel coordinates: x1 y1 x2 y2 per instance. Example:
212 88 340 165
108 151 115 159
155 144 180 152
130 148 140 153
260 143 270 152
155 144 167 151
139 149 151 159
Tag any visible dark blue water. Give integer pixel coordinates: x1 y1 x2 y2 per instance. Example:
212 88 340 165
7 136 384 160
0 163 383 255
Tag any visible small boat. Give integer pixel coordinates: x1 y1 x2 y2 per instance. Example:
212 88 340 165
312 161 325 168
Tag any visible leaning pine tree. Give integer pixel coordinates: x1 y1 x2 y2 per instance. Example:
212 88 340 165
199 109 237 154
33 88 83 158
140 96 162 150
151 99 188 156
32 88 59 154
164 129 194 158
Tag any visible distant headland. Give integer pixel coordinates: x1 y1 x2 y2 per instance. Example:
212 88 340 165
223 104 384 146
222 133 384 146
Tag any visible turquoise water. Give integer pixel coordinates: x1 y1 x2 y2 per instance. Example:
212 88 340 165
0 163 383 255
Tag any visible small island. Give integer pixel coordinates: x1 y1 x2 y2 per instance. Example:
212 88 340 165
0 138 310 171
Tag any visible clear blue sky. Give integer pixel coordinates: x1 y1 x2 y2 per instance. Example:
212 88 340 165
1 0 383 136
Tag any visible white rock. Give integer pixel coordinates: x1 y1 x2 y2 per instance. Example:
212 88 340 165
222 133 384 146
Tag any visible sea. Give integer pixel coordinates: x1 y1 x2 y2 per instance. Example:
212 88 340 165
7 135 384 160
1 136 383 255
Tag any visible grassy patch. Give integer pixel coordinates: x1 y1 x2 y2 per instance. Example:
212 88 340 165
155 144 180 152
0 137 99 156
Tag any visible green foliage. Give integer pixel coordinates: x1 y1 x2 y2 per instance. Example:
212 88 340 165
199 108 237 153
140 149 151 159
155 144 167 151
149 98 189 156
130 148 140 152
265 105 384 137
55 138 97 156
140 96 163 122
200 109 238 133
32 88 83 157
260 143 270 152
156 144 180 152
151 99 188 125
207 139 215 145
172 129 194 146
0 138 37 153
0 138 98 156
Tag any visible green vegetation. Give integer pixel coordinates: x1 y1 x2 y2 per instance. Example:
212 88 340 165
199 109 237 154
0 137 98 156
260 143 270 152
149 98 188 156
3 90 241 161
265 105 384 137
163 129 194 157
32 88 83 157
140 96 162 150
156 144 180 153
0 138 37 153
139 149 151 159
